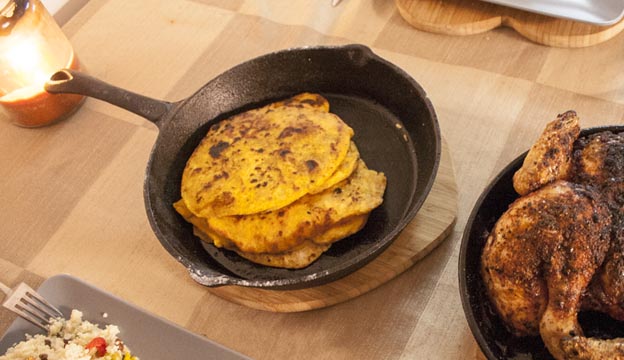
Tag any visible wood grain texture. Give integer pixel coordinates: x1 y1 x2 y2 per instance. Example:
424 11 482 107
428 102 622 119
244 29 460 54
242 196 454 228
395 0 624 47
208 139 457 312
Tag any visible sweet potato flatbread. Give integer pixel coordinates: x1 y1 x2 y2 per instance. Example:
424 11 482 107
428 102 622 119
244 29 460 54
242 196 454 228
268 92 329 112
194 226 330 270
181 94 354 218
191 214 369 269
174 160 386 254
175 93 387 269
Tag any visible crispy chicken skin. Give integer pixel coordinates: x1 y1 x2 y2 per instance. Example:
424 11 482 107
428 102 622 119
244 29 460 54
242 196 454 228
513 111 580 196
481 181 611 347
573 132 624 322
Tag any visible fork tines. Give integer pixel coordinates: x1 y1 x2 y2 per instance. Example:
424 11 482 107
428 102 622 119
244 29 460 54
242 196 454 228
2 283 63 331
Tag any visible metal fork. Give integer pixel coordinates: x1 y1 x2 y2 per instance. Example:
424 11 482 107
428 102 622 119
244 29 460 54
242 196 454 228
0 281 63 331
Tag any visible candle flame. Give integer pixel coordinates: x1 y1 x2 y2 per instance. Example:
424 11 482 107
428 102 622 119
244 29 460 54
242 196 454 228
5 39 52 88
0 0 75 100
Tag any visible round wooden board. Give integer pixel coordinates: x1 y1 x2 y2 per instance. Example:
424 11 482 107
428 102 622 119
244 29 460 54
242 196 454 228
395 0 624 48
207 138 457 312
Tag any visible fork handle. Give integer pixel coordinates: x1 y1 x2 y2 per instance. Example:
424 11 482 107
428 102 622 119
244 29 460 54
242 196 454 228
0 281 11 297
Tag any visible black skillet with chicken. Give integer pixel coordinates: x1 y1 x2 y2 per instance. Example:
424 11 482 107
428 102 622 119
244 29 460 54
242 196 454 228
481 111 624 359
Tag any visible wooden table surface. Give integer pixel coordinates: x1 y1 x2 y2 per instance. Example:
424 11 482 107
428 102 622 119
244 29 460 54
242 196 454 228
2 1 624 359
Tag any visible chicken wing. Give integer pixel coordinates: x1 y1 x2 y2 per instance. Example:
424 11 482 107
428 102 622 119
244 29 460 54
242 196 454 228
512 111 580 196
481 180 612 359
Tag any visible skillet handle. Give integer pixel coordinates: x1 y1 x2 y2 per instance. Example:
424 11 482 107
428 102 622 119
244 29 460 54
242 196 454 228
45 69 172 125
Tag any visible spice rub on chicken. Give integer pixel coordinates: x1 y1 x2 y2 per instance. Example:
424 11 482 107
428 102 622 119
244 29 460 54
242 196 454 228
482 112 624 359
573 132 624 324
175 93 386 269
481 181 611 357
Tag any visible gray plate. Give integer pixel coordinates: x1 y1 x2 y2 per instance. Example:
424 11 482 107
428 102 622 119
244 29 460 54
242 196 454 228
480 0 624 25
0 274 249 360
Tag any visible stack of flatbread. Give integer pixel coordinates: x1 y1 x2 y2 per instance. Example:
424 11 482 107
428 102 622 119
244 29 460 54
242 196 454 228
174 93 386 269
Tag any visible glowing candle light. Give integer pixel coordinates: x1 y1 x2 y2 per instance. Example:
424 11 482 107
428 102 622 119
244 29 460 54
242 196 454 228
0 0 84 127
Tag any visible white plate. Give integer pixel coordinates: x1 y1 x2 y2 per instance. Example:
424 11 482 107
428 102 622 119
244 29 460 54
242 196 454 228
0 274 250 359
481 0 624 26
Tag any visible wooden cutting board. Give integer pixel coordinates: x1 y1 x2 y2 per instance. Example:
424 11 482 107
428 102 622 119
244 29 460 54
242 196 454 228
207 138 457 312
395 0 624 47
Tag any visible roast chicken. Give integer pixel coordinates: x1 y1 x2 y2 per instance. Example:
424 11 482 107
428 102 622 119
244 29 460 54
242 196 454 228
482 111 624 359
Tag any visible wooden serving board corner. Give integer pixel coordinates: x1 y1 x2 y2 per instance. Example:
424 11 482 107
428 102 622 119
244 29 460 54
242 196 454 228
207 138 457 312
395 0 624 48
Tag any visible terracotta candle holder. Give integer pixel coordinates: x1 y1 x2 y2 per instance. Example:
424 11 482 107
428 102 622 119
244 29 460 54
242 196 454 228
0 0 84 127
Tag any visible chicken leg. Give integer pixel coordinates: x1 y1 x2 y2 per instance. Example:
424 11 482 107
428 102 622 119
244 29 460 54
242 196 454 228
481 181 612 359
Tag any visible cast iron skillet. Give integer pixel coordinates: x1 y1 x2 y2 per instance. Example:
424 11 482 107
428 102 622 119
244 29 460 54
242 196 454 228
459 125 624 359
45 44 441 290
